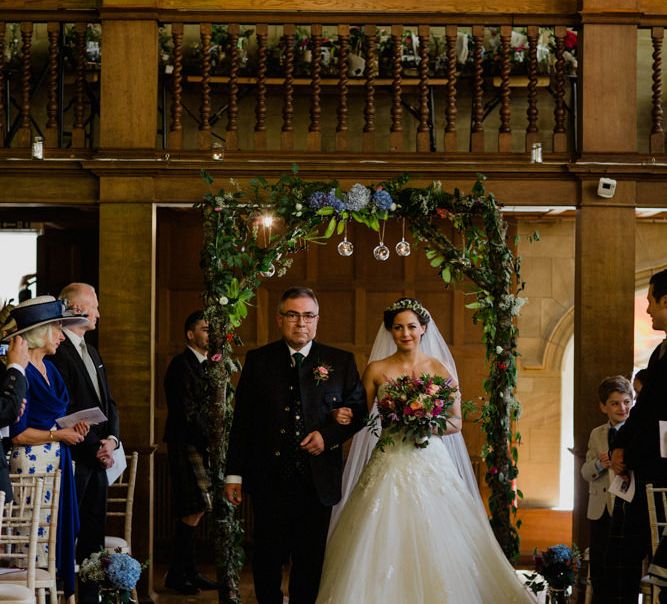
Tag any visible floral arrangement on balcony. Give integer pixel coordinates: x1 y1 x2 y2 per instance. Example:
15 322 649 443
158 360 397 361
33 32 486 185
185 24 254 75
2 24 21 69
63 23 103 68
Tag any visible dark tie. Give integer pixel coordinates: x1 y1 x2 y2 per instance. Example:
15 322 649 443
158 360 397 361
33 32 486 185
608 426 618 450
293 352 304 369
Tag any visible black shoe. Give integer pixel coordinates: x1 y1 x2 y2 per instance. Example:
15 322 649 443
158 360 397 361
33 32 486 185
189 572 219 590
164 572 200 595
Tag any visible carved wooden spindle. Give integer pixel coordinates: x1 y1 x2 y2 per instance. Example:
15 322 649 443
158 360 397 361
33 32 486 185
335 24 349 152
444 24 458 152
71 22 87 148
389 24 403 151
197 23 212 150
45 22 59 148
525 25 540 151
650 27 665 154
18 22 34 148
281 23 295 150
498 25 512 152
308 24 323 152
168 23 184 150
362 24 377 153
255 24 268 150
470 24 485 152
0 22 7 145
552 25 567 153
226 23 240 151
416 24 430 152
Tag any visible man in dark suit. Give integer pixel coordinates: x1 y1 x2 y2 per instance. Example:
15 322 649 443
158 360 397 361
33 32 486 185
224 286 367 604
49 283 120 604
163 310 217 595
0 335 29 502
607 268 667 603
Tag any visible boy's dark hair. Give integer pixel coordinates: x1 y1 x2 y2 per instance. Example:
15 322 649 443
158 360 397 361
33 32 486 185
598 375 633 404
649 268 667 302
184 310 205 337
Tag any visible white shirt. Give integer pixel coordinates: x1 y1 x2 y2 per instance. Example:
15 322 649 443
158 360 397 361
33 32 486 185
187 345 207 364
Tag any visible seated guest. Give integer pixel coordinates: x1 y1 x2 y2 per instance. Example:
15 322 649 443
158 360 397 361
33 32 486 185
1 296 89 599
0 334 29 502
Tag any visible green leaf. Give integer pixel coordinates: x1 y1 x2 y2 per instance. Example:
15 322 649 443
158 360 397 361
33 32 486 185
442 266 452 283
323 217 338 238
200 169 214 185
465 301 482 309
336 220 346 235
430 256 444 268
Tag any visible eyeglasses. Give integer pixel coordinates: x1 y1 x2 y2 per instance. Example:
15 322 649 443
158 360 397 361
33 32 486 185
280 311 319 323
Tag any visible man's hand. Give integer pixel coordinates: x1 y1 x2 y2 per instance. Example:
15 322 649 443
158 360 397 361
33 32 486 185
7 336 29 368
15 398 26 421
331 407 353 425
96 438 116 469
598 451 611 469
224 483 243 506
610 448 626 476
300 431 324 456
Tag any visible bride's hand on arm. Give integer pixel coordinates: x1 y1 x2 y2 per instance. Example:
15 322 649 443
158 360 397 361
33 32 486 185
445 394 462 434
331 407 353 425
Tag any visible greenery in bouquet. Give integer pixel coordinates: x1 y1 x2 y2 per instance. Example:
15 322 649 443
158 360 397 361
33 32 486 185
524 543 581 595
80 549 144 604
369 373 459 450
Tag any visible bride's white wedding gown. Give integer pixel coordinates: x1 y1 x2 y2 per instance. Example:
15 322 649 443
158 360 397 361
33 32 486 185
316 396 536 603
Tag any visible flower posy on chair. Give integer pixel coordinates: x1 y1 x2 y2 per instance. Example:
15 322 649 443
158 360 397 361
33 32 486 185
80 549 144 604
524 543 581 603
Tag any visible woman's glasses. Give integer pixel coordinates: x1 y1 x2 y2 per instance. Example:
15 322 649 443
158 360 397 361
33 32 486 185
280 311 318 323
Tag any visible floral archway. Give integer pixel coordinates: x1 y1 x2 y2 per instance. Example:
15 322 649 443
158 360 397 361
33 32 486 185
197 169 526 603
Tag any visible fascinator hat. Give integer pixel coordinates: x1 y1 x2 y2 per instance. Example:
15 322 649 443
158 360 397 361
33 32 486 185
1 295 88 342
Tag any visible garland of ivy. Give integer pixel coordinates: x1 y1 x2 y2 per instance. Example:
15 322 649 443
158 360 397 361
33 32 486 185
197 168 525 603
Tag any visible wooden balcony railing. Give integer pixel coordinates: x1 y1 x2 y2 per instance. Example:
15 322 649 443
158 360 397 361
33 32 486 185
158 20 579 156
2 14 666 158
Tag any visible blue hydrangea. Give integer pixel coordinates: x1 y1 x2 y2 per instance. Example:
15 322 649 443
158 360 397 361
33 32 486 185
307 190 327 209
106 553 142 591
344 183 371 211
372 189 394 211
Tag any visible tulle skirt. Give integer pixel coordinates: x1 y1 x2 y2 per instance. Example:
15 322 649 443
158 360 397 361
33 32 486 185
317 434 536 604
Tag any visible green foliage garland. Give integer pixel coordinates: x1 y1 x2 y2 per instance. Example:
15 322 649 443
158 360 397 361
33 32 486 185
197 169 526 602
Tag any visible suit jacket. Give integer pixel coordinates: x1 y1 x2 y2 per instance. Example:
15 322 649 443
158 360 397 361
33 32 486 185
226 339 367 506
0 366 27 503
48 335 120 468
613 340 667 486
581 423 615 520
163 347 209 453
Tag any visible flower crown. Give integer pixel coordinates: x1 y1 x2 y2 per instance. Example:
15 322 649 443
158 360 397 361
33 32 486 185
384 299 430 322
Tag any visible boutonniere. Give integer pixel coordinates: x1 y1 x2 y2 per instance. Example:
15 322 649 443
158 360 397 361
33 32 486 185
313 361 333 385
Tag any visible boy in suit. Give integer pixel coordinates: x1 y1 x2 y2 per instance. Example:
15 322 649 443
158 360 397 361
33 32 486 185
581 375 633 603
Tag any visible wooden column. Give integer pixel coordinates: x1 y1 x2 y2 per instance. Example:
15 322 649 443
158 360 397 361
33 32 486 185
100 20 158 149
99 185 157 602
573 3 639 564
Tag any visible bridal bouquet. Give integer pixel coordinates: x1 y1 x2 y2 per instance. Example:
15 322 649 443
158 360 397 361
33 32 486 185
80 549 143 604
371 373 458 449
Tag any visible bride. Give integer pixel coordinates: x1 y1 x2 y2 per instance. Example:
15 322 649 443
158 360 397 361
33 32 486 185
316 298 535 603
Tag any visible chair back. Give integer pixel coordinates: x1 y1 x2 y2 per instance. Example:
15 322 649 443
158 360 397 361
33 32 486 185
645 483 667 553
9 472 61 577
107 452 138 551
0 478 44 589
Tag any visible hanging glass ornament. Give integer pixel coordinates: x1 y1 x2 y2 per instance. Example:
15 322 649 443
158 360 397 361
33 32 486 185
337 221 354 256
373 243 390 261
395 218 411 256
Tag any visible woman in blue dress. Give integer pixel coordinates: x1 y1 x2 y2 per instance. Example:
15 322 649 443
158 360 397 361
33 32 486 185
2 296 89 599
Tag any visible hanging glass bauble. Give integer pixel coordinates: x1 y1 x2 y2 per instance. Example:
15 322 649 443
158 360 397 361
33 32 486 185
395 240 411 257
337 239 354 256
260 263 276 278
373 243 390 261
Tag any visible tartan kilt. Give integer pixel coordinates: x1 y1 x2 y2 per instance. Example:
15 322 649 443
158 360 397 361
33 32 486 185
167 442 209 517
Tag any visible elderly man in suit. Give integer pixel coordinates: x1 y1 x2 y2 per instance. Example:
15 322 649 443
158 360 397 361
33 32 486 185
163 310 217 595
224 286 367 604
49 283 120 604
0 335 29 502
581 375 633 603
607 268 667 603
